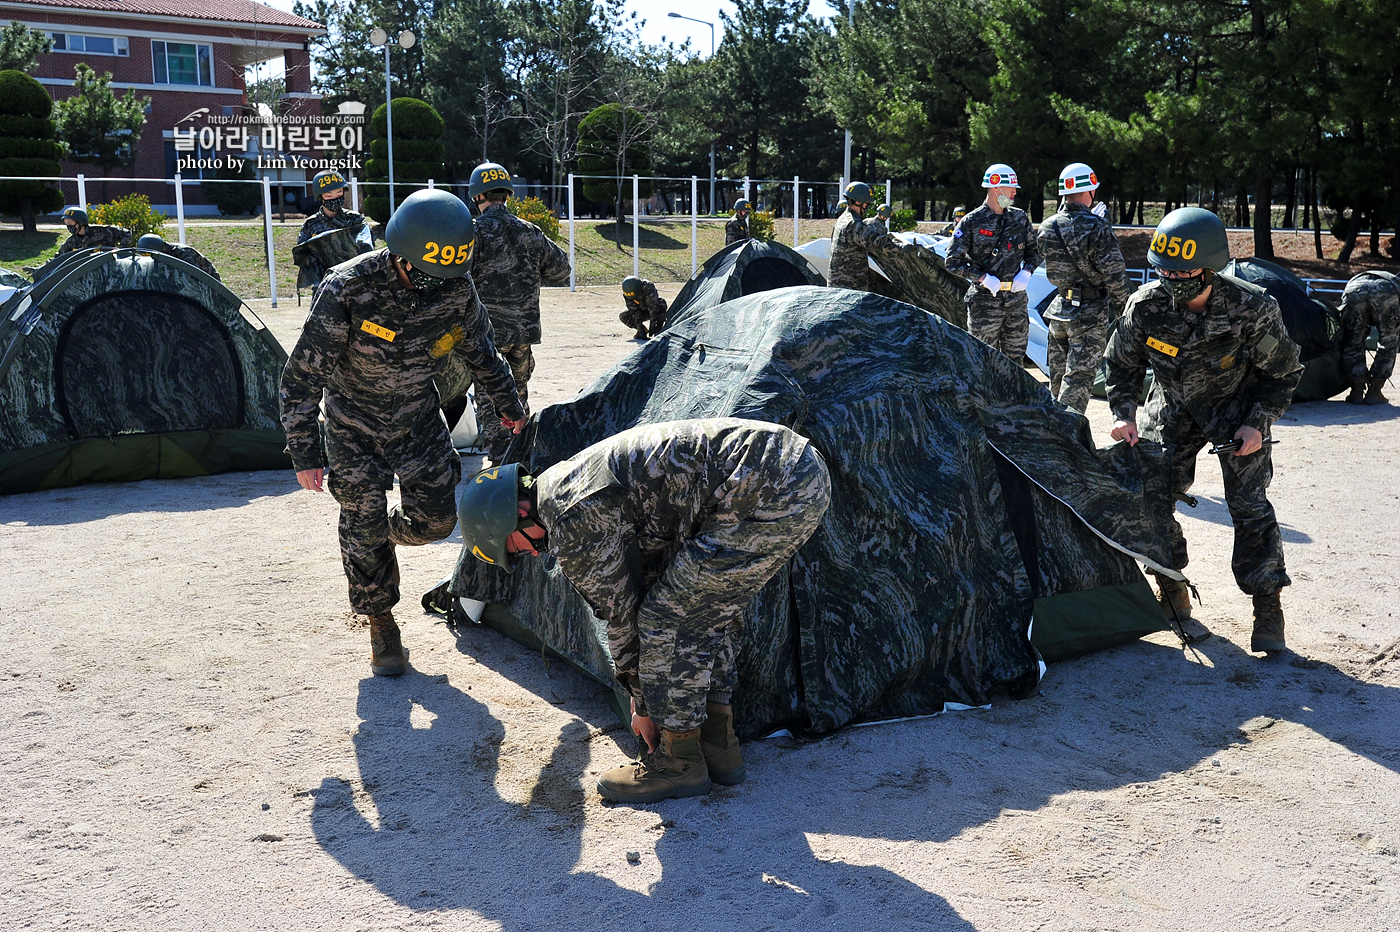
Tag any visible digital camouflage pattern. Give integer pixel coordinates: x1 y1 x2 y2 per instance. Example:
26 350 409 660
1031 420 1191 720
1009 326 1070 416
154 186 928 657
294 215 374 290
0 250 288 491
828 209 898 290
535 418 831 731
946 204 1039 360
1340 270 1400 383
56 224 130 255
450 286 1177 737
280 248 524 612
473 343 535 459
1039 202 1131 412
160 242 221 281
1104 274 1303 594
725 214 751 246
620 279 668 337
470 203 571 345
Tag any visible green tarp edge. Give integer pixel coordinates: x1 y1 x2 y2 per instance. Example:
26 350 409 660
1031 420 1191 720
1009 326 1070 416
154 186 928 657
0 428 291 494
1030 578 1167 663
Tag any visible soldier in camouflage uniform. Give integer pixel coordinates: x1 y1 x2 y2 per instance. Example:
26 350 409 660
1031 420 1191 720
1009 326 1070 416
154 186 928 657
1038 163 1131 412
1338 270 1398 405
945 164 1040 361
457 418 831 803
135 233 222 281
1104 208 1302 654
620 276 668 339
280 189 525 677
56 207 129 255
294 170 374 288
828 182 904 291
465 162 572 460
725 199 753 246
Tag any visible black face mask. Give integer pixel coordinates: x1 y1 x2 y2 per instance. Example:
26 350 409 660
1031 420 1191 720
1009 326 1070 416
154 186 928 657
1160 269 1212 305
323 196 344 214
405 265 445 292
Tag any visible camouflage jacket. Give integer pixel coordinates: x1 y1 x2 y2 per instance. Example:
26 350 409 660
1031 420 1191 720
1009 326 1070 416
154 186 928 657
164 243 220 281
1104 274 1303 442
535 418 820 674
279 248 523 471
297 208 374 248
725 215 751 246
470 203 572 344
829 209 897 290
57 225 130 255
1343 269 1400 302
1038 202 1130 320
945 204 1039 283
623 279 668 319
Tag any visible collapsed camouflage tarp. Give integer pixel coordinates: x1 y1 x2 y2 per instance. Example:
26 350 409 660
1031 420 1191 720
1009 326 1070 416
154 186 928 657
292 225 371 292
1225 257 1347 402
443 286 1174 738
0 248 290 493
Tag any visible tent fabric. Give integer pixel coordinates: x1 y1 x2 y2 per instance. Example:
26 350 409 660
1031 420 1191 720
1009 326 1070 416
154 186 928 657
447 285 1175 738
0 249 291 493
668 239 826 323
1224 258 1346 401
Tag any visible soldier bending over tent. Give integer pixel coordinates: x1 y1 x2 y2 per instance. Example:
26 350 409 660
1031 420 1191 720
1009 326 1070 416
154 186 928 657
56 206 129 254
1339 269 1398 406
458 418 831 803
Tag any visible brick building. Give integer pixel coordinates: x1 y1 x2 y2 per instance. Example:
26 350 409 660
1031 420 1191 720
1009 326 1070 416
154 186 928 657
6 0 327 213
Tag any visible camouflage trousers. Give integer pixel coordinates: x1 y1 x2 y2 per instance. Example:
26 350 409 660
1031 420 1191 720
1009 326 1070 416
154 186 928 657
473 343 534 459
1046 303 1110 414
965 288 1030 362
619 304 665 337
1160 416 1290 596
1341 290 1400 383
327 408 462 615
614 446 832 732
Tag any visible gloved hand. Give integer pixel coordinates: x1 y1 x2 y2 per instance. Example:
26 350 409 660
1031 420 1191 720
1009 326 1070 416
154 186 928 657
1091 201 1109 219
1012 269 1032 292
980 273 1002 293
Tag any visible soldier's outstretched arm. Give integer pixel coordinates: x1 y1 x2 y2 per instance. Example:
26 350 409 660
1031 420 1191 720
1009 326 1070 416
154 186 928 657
279 281 350 477
540 232 571 286
1103 299 1149 437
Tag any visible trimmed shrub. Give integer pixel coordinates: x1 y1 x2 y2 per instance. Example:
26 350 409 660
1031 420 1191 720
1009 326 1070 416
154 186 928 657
889 208 918 233
370 98 444 139
200 157 262 216
0 69 52 118
508 196 560 241
0 69 62 229
89 193 167 238
368 138 445 162
0 113 55 139
364 98 447 223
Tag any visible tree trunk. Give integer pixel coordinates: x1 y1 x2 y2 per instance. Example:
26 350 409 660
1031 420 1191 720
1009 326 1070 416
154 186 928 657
1282 168 1297 228
1337 207 1362 263
19 195 36 234
1234 187 1249 229
1369 209 1380 256
1253 167 1274 259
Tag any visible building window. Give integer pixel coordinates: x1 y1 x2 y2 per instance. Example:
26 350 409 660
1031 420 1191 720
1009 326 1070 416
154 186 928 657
50 33 130 56
152 41 214 87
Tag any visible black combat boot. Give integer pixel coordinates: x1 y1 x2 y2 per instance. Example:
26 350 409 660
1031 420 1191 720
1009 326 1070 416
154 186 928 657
1250 592 1287 653
1364 377 1389 406
1345 378 1368 404
368 611 407 676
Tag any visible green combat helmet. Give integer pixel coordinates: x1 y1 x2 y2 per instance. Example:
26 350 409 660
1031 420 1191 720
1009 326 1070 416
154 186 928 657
844 182 873 205
1148 207 1230 272
876 203 893 221
621 275 644 305
458 463 524 571
312 169 348 197
384 188 477 279
62 206 88 226
733 199 752 213
468 162 514 200
136 233 166 253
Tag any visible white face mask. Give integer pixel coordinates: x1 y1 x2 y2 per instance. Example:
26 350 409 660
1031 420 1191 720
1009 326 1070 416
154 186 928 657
996 194 1012 210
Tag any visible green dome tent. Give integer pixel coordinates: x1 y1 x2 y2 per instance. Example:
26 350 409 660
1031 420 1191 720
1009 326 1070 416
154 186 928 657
0 249 291 493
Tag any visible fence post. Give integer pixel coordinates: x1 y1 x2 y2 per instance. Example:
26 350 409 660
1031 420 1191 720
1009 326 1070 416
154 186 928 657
262 177 278 308
691 175 698 277
173 173 186 245
567 173 576 293
885 179 892 207
793 175 800 247
427 178 434 189
632 174 640 279
77 173 87 213
350 177 360 213
743 175 750 205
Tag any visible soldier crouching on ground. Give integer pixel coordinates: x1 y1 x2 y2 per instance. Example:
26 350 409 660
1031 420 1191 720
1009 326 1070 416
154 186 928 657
465 161 572 461
1338 269 1398 405
1038 163 1131 413
945 163 1040 362
1104 208 1302 654
457 418 831 803
280 189 525 677
135 233 222 281
56 206 129 254
620 276 668 340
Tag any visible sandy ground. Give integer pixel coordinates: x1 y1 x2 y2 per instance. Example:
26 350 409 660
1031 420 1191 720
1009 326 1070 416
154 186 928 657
4 283 1400 931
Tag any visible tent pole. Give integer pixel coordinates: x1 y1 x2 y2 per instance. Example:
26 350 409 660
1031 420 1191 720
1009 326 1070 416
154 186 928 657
793 175 800 247
350 177 360 213
568 173 576 293
262 177 278 308
174 173 186 245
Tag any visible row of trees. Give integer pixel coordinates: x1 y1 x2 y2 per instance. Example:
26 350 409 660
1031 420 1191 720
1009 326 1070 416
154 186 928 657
296 0 1398 261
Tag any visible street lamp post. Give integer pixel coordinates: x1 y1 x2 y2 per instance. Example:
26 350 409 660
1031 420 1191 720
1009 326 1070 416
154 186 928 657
668 12 716 213
843 0 855 191
369 27 416 216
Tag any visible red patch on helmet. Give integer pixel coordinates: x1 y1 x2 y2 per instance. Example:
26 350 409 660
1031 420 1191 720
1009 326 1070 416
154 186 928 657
989 173 1002 185
1089 172 1098 186
1064 178 1076 189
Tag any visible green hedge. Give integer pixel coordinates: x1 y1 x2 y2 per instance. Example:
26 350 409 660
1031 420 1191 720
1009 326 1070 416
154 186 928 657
0 183 62 214
0 113 56 139
368 137 445 162
0 155 61 177
0 137 62 160
365 158 444 182
0 70 52 119
370 98 444 139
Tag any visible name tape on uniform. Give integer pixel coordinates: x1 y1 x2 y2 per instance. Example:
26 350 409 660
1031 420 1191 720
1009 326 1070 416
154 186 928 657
1146 336 1179 357
360 320 397 342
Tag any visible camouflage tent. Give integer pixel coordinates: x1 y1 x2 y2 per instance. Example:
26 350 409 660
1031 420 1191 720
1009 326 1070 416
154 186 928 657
0 248 290 493
669 239 826 318
439 286 1175 739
